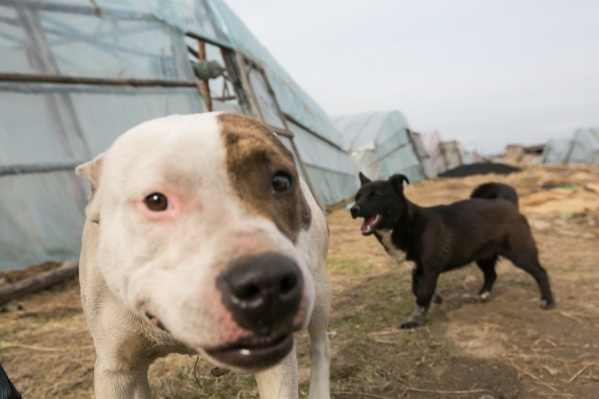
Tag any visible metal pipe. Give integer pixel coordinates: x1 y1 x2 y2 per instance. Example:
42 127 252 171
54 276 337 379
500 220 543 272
0 73 197 88
0 162 81 176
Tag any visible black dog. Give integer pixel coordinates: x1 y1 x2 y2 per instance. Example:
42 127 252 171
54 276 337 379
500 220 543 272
470 182 519 208
350 173 555 329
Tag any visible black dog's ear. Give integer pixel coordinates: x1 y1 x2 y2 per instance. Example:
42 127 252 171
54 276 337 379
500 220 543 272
358 172 371 186
389 174 410 192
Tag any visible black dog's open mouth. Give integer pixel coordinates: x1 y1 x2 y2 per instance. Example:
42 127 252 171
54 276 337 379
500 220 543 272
205 334 293 369
361 214 381 235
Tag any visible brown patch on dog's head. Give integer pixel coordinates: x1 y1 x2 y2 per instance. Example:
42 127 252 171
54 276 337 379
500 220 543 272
218 113 310 243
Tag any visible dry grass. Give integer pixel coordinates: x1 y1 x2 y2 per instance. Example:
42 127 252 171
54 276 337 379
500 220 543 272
1 164 599 398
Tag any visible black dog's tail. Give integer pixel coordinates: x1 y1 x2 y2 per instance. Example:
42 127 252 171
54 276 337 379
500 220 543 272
470 182 519 208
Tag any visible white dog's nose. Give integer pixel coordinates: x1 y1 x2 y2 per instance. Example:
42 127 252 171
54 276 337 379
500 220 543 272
216 253 303 336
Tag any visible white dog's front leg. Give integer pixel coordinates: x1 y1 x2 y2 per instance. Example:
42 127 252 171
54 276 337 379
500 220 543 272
93 358 151 399
307 275 331 399
254 346 299 399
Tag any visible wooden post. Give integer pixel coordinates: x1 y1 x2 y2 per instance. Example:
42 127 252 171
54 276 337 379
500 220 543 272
198 41 213 111
0 261 79 306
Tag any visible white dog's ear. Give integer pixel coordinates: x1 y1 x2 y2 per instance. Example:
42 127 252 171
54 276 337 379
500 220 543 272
76 153 105 198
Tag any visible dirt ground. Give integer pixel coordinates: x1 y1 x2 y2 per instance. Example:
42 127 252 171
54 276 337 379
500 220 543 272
1 164 599 398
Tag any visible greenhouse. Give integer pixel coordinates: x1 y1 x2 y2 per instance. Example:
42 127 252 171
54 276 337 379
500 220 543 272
440 140 464 170
420 130 447 173
0 0 357 270
541 139 571 164
333 110 435 183
565 128 599 165
542 128 599 165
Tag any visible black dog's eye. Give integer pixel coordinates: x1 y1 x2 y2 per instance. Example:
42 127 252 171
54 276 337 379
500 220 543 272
144 193 168 211
272 171 292 193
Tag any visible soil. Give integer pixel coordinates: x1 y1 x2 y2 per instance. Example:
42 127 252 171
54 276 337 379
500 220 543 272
1 164 598 398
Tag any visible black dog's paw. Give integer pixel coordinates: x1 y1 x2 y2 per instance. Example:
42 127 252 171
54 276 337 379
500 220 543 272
400 320 423 329
540 299 556 310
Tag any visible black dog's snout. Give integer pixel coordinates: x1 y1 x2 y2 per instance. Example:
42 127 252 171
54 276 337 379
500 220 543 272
217 253 303 335
350 204 360 219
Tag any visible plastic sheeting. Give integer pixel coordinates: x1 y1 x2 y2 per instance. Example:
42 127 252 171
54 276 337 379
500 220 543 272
190 0 358 204
90 0 357 204
0 84 205 271
542 128 599 165
333 111 426 183
565 128 599 165
542 139 571 164
1 0 358 270
421 130 447 173
207 0 347 146
440 141 463 170
0 1 205 270
0 3 194 81
287 120 357 205
461 151 481 165
409 132 437 180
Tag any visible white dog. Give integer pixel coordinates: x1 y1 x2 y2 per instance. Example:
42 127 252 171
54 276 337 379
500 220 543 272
76 112 331 399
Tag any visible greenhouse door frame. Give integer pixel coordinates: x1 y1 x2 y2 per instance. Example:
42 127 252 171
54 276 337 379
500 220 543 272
234 52 318 201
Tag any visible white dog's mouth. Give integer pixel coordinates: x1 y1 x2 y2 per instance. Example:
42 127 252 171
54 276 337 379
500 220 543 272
205 334 293 370
145 312 169 332
144 310 294 369
361 214 381 235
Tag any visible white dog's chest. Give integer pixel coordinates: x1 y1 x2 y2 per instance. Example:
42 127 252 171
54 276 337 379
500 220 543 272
376 229 406 264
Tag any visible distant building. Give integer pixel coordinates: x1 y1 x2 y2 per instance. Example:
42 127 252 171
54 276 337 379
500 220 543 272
440 141 464 170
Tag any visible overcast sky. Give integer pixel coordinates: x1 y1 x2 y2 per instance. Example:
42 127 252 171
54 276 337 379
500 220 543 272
225 0 599 155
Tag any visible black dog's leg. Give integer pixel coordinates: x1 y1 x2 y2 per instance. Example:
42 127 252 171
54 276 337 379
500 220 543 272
504 231 555 309
466 255 498 303
411 267 421 297
401 268 439 329
508 253 555 309
413 267 442 304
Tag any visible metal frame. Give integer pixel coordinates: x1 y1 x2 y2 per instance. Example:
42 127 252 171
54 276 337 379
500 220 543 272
284 113 347 152
407 129 430 179
0 73 197 87
185 35 249 113
1 162 81 177
241 56 290 132
0 0 204 193
234 53 323 201
1 1 337 206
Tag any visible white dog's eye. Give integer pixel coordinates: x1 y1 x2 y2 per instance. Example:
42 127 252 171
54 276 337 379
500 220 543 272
272 172 292 193
144 193 168 211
